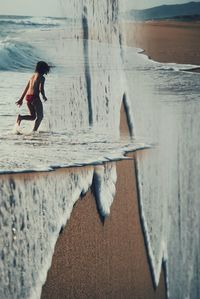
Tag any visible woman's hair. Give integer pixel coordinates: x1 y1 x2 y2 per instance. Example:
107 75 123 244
35 61 50 75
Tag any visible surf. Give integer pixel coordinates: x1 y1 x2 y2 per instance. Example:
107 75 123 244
0 15 62 28
0 38 41 71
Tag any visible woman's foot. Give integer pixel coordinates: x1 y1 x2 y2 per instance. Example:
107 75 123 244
16 114 21 126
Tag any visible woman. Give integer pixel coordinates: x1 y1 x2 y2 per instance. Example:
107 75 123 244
16 61 50 131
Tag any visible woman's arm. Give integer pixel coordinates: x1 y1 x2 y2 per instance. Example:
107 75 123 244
40 77 47 101
16 81 30 106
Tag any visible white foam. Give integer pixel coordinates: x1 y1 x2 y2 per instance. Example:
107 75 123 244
0 2 144 298
122 38 200 298
0 167 94 299
93 163 117 217
2 2 200 299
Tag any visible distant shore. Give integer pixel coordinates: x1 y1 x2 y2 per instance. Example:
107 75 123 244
123 20 200 70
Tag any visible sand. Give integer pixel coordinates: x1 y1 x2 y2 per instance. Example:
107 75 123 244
0 101 167 299
42 155 166 299
2 21 176 298
41 102 167 299
35 20 200 298
124 21 200 67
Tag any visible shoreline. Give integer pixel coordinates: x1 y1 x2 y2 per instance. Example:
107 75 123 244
0 92 148 176
40 103 167 298
42 152 167 299
0 101 167 298
0 22 169 296
0 146 149 176
123 20 200 70
138 49 200 73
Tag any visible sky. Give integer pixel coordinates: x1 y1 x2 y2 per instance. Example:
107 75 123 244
0 0 65 17
0 0 198 16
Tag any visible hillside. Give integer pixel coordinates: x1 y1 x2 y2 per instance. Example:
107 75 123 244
123 1 200 20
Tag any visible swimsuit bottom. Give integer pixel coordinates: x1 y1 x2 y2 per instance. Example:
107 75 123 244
26 95 40 103
26 95 35 102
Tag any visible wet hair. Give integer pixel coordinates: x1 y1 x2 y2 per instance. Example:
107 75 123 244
35 61 50 75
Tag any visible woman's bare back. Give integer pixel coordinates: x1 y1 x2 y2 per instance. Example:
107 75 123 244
27 73 44 98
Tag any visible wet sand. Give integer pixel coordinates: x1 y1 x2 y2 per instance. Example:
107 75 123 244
124 21 200 67
41 103 167 299
42 155 166 299
35 20 200 298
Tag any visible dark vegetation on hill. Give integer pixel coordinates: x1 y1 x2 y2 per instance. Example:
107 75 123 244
122 1 200 21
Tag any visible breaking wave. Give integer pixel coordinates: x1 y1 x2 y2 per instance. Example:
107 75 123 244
0 16 64 28
0 38 41 71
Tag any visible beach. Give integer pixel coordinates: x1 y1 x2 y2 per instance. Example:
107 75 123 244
1 11 200 299
121 19 200 299
124 21 200 66
0 102 167 299
1 13 156 298
41 155 166 299
41 104 167 299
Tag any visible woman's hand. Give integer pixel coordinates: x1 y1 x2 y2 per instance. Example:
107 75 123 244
43 96 48 102
16 99 23 107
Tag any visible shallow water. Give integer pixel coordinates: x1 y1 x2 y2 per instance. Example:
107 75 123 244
0 128 147 173
122 42 200 298
0 11 140 299
0 21 146 172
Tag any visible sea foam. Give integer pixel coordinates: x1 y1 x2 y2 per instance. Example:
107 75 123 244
122 36 200 298
1 2 200 299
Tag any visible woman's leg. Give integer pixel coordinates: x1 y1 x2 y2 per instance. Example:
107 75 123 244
18 102 36 124
33 100 43 131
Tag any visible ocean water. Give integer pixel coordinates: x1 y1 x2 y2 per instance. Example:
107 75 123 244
0 5 200 299
0 15 146 173
122 46 200 298
0 11 144 299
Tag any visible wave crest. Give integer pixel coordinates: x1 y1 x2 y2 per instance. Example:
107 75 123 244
0 38 41 71
0 16 62 27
